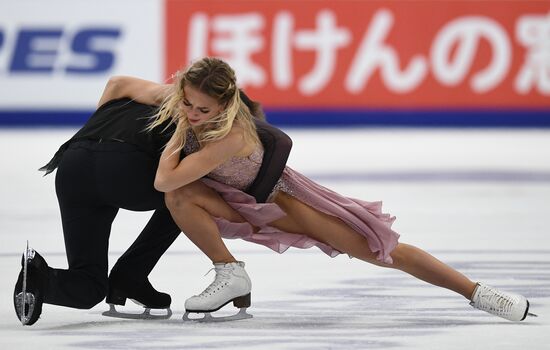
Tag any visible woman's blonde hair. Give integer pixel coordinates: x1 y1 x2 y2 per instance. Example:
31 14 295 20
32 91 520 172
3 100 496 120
148 57 261 153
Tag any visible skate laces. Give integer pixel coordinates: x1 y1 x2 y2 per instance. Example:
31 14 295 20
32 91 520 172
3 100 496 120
471 284 517 316
198 265 233 298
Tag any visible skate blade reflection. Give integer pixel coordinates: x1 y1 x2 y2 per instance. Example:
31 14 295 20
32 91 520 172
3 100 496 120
182 307 252 322
102 304 173 320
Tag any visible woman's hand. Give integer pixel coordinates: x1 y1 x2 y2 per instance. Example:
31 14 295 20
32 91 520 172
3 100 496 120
97 76 172 108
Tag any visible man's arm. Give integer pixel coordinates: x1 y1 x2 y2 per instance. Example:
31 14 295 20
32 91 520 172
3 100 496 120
97 76 172 108
247 119 293 203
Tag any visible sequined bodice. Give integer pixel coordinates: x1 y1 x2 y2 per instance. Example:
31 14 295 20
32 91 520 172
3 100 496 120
183 129 263 190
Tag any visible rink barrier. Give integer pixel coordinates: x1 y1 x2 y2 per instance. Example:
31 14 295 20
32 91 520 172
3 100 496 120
1 109 549 127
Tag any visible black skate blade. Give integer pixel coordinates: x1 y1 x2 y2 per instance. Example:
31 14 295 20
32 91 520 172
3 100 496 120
527 312 538 317
102 304 172 320
182 308 252 323
15 292 36 325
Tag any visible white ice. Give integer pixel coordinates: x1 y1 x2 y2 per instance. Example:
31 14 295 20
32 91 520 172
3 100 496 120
0 127 549 349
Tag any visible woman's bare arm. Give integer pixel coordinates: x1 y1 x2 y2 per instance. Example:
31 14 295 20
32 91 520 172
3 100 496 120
154 129 247 193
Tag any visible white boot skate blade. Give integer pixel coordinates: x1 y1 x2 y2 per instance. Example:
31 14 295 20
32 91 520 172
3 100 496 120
102 304 172 320
182 308 253 323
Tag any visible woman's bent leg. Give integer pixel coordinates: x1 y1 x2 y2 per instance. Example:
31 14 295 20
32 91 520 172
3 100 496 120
165 181 246 264
166 181 253 315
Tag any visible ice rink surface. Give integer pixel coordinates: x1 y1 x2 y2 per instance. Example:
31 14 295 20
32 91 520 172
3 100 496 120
1 127 549 349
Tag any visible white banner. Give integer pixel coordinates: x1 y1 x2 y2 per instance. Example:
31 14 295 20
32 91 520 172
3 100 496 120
0 0 162 109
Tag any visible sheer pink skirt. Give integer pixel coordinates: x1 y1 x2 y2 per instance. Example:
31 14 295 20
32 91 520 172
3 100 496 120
201 166 400 264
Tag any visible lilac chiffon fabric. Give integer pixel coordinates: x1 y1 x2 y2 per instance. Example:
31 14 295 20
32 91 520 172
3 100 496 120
185 131 400 264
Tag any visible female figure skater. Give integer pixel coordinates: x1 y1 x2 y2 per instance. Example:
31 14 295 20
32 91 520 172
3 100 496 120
148 57 532 322
13 75 292 325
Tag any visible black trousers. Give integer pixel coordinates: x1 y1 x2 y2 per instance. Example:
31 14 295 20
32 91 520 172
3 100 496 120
46 140 180 309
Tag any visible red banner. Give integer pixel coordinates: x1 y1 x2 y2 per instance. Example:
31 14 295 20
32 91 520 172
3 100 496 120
166 1 550 108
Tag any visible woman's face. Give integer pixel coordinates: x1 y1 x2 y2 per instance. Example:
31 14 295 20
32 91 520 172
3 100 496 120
181 85 223 127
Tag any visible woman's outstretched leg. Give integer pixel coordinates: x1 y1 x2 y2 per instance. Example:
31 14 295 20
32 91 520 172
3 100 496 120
270 192 476 299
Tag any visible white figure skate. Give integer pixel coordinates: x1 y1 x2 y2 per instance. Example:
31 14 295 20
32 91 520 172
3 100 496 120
470 283 536 321
183 261 252 322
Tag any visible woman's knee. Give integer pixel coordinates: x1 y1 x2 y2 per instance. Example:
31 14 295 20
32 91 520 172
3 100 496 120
164 181 210 210
165 188 190 211
388 243 416 268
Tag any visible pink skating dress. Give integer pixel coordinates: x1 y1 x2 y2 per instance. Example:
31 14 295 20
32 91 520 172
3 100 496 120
185 131 400 264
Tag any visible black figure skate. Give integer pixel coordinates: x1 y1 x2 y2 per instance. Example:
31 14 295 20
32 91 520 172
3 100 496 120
14 242 49 326
102 272 172 320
